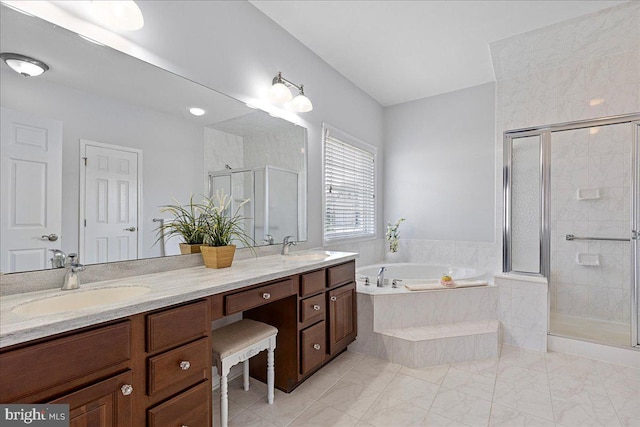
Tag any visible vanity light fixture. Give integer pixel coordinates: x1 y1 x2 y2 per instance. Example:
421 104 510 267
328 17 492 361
91 0 144 31
268 72 313 113
0 53 49 77
189 107 206 116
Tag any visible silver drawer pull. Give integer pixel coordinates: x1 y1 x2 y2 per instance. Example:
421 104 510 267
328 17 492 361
313 344 321 350
263 292 271 300
330 296 337 302
313 304 321 311
121 384 133 396
180 360 191 371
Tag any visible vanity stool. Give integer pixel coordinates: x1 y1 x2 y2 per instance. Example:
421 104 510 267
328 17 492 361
211 319 278 427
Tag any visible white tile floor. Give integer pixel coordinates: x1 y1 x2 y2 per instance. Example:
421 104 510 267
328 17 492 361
213 345 639 427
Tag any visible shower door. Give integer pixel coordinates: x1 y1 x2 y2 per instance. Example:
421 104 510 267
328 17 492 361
549 122 636 347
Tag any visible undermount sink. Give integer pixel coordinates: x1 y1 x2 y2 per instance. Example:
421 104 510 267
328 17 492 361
282 252 331 261
12 286 151 316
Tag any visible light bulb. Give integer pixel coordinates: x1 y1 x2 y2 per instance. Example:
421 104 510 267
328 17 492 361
291 93 313 113
92 1 144 31
268 82 293 104
189 107 206 116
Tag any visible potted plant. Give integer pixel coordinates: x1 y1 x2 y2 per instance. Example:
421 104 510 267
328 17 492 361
156 195 206 254
200 190 254 268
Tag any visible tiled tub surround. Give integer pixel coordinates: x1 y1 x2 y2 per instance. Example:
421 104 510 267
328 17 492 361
0 250 356 348
352 283 500 367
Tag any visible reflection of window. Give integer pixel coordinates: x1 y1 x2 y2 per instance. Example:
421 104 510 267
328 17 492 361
323 124 376 242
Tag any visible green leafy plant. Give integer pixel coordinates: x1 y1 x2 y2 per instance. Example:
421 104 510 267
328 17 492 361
156 195 207 245
386 217 406 253
201 190 255 248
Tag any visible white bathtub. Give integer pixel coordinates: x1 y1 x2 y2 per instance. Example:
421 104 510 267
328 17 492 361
356 263 488 294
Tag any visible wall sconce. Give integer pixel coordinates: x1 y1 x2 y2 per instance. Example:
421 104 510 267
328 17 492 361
268 72 313 113
0 53 49 77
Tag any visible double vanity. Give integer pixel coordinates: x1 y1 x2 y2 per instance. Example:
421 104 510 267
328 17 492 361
0 251 357 426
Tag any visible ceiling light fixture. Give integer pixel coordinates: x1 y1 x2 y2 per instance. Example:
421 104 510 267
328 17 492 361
189 107 206 116
91 0 144 31
0 53 49 77
268 72 313 113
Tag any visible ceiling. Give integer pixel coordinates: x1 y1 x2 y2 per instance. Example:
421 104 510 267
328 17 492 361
250 0 628 107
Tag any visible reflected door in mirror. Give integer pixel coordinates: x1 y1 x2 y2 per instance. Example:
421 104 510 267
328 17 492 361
81 141 140 264
0 107 62 273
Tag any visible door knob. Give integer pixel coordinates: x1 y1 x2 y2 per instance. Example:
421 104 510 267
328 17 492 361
123 227 136 232
40 233 58 242
313 305 321 311
120 384 133 396
330 296 337 302
179 360 191 371
313 344 321 350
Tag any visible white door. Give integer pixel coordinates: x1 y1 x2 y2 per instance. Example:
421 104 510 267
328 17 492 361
0 107 62 273
81 140 140 264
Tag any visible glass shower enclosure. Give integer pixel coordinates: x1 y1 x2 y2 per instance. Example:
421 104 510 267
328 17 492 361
209 165 299 246
503 114 640 348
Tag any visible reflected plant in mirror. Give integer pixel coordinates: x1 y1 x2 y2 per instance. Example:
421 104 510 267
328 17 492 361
0 4 307 273
155 195 207 255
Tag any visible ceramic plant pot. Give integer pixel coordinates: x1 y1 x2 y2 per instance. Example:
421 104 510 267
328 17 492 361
200 245 236 268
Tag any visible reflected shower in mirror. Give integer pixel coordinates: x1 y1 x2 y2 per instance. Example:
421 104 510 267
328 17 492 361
0 5 307 273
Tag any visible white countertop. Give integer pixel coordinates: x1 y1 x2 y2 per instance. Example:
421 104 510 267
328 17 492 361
0 251 357 348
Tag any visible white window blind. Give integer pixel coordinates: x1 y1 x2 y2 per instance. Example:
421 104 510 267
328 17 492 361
323 126 375 242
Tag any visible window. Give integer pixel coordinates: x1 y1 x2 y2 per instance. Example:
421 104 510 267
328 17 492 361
323 124 376 242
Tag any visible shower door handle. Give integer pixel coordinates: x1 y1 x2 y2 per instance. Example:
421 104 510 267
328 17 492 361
633 230 638 240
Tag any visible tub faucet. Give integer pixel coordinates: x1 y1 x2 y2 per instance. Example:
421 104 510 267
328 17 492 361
377 266 387 287
281 235 296 255
61 253 85 290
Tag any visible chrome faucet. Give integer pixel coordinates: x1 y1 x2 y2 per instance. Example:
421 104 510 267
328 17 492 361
263 234 274 245
377 266 387 287
281 235 296 255
50 249 67 269
61 253 85 290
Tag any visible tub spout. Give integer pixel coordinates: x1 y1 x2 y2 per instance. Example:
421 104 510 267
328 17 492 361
377 266 387 287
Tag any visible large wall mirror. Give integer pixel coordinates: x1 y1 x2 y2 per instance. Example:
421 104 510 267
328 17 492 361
0 5 307 273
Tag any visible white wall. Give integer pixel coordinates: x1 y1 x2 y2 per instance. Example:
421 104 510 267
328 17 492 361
384 82 496 242
1 72 204 260
120 0 386 248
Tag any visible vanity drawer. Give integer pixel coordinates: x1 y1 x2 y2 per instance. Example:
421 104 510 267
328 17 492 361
300 293 325 325
300 269 326 297
147 337 210 397
300 321 326 375
147 381 210 427
327 261 355 288
225 278 296 314
0 321 130 403
146 300 209 353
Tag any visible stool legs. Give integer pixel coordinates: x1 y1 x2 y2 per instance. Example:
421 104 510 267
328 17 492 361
220 363 230 427
243 360 250 391
267 345 275 404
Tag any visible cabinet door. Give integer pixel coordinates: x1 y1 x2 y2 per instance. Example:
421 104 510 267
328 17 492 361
328 282 357 355
50 370 133 427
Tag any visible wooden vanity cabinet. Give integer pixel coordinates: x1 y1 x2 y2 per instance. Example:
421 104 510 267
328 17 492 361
0 300 212 427
245 260 357 392
0 257 355 422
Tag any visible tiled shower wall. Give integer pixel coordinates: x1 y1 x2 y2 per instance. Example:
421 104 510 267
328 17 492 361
550 125 632 324
489 1 639 345
491 6 639 275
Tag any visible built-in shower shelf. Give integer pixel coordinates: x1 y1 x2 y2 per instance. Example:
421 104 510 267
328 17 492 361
576 188 600 200
576 253 600 266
